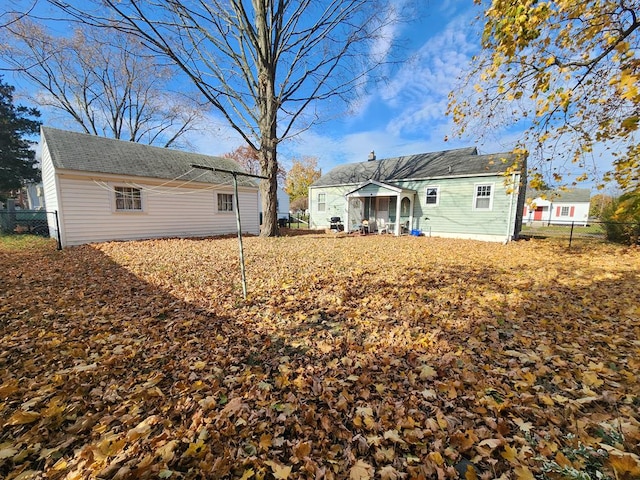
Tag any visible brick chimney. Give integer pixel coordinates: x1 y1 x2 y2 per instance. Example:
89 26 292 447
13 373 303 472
368 150 376 161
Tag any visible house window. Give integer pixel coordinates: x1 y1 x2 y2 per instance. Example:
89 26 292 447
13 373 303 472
115 186 142 211
400 197 411 216
318 193 326 212
217 193 234 212
474 184 493 210
425 186 439 206
560 206 570 216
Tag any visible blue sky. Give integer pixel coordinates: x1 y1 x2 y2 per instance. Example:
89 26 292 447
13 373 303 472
187 1 523 174
3 0 610 186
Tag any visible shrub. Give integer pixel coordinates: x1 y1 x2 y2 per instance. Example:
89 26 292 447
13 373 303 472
601 190 640 245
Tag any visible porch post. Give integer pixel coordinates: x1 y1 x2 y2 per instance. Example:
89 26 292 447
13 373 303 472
409 195 414 233
394 193 402 236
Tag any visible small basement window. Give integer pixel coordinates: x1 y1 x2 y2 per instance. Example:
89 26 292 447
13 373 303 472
115 186 142 211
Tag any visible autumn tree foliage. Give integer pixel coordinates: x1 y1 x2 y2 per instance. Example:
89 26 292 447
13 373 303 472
449 1 640 195
0 76 41 197
224 145 285 185
0 21 204 148
284 157 321 206
46 0 400 236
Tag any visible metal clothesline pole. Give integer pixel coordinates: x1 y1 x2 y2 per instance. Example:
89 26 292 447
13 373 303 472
191 164 267 300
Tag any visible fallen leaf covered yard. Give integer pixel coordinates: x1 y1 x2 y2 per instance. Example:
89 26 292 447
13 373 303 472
1 236 639 479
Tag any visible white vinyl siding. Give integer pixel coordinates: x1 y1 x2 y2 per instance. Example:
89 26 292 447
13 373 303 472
40 141 63 244
54 176 258 246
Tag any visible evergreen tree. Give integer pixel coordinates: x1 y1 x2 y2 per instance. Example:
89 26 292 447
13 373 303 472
0 76 41 196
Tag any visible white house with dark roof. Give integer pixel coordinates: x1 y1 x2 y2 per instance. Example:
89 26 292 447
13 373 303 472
523 188 591 226
309 147 527 242
41 127 259 247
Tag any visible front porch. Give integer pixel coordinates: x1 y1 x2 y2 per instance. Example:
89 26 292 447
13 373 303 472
345 180 416 236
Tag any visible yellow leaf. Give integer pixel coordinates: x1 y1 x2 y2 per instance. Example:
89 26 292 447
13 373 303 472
155 440 178 463
6 410 40 425
379 465 400 480
383 430 404 443
349 460 374 480
0 380 19 397
182 440 206 458
609 451 640 477
265 460 292 480
582 371 604 388
478 438 502 450
419 365 437 380
259 434 273 451
0 446 18 459
501 445 517 462
514 466 535 480
293 441 311 459
428 451 444 465
240 468 255 480
464 464 478 480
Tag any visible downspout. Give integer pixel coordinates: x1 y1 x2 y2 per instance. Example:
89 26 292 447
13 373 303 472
505 173 516 243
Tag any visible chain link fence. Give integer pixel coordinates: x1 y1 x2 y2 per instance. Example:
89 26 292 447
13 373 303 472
0 209 61 249
520 220 640 248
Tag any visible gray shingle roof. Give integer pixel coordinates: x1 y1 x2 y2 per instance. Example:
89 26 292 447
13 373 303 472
527 188 591 203
41 127 258 187
312 147 518 187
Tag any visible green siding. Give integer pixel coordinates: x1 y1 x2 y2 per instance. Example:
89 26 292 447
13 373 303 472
397 176 519 237
310 174 522 240
309 185 352 228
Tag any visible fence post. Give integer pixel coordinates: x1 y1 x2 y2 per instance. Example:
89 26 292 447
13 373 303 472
54 211 62 250
569 221 575 249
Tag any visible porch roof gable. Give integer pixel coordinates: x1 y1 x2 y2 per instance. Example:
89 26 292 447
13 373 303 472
345 179 415 197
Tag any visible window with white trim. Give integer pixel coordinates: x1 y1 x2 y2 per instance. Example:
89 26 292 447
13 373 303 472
474 184 493 210
560 206 570 216
425 186 439 206
317 193 326 212
115 186 142 211
217 193 234 212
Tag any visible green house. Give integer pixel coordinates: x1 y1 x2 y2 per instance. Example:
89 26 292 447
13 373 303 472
309 147 527 242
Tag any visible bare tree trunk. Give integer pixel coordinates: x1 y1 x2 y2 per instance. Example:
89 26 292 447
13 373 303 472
255 0 279 237
259 142 279 236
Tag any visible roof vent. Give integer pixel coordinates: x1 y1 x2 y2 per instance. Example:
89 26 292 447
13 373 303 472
448 165 452 174
368 150 376 161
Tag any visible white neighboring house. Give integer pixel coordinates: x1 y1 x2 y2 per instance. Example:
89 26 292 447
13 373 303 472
258 188 290 223
523 188 591 226
41 126 259 247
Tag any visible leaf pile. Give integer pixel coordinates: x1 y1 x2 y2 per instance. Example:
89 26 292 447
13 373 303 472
1 236 639 479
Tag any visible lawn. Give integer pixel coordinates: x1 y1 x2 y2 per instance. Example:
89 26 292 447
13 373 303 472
1 235 639 480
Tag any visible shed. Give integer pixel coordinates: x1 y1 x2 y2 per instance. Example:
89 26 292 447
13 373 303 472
41 127 259 247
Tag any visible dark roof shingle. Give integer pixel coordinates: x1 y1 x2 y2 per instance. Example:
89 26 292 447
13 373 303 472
41 127 257 187
312 147 518 187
